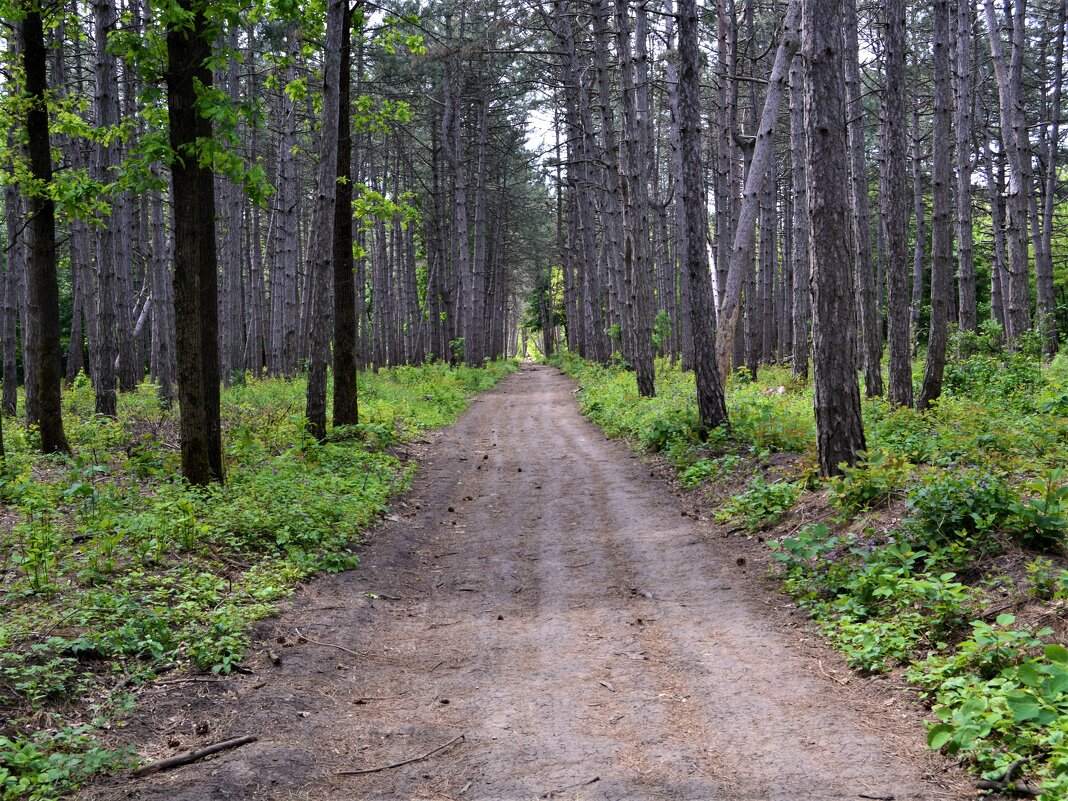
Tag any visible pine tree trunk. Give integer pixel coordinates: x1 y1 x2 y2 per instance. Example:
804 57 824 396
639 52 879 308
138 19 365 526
803 0 866 476
269 27 301 377
715 0 801 380
910 108 927 357
678 0 728 432
1038 0 1065 354
983 0 1031 341
333 2 358 426
19 7 70 453
166 0 223 484
615 0 656 397
149 180 175 402
843 0 882 396
92 0 120 417
952 0 978 332
919 0 955 409
2 184 21 415
789 55 811 381
304 0 343 439
882 0 913 405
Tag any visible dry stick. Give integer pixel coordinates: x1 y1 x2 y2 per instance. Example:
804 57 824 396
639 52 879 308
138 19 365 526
542 776 601 798
337 733 465 776
294 627 363 658
132 735 258 778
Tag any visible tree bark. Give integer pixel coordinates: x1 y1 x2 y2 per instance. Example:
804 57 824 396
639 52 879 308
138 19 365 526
789 55 810 381
678 0 728 432
19 6 70 454
803 0 866 476
952 0 978 332
715 0 801 382
843 0 882 396
333 1 359 426
919 0 954 409
983 0 1031 341
166 0 223 484
305 0 345 438
882 0 913 405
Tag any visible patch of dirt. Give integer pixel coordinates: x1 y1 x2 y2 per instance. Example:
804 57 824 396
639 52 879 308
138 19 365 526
81 364 970 801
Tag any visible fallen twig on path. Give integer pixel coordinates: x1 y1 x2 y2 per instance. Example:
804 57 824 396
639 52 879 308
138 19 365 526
294 627 363 658
541 776 600 798
337 733 466 776
132 735 257 777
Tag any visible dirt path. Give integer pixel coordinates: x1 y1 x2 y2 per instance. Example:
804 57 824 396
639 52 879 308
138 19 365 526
87 365 965 801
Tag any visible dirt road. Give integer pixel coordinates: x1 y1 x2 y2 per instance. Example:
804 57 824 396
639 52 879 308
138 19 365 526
90 365 963 800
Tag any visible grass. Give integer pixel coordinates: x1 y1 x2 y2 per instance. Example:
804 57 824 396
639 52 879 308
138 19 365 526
552 335 1068 798
0 359 516 800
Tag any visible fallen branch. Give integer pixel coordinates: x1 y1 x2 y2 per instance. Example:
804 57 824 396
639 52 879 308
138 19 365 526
542 776 600 798
975 760 1041 797
337 733 465 776
294 627 363 658
132 735 257 777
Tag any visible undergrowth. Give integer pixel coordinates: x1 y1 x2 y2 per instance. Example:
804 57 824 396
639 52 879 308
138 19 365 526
0 359 515 800
553 339 1068 798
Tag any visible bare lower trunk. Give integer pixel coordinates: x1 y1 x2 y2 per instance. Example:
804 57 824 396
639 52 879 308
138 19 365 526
882 0 912 405
843 0 882 396
919 0 954 409
803 0 866 476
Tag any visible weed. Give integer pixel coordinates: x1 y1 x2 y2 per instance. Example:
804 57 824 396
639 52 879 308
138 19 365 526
715 475 801 531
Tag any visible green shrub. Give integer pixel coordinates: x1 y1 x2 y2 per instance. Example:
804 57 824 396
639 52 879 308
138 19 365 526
831 450 914 513
1007 469 1068 550
679 455 741 488
906 469 1013 544
715 475 801 531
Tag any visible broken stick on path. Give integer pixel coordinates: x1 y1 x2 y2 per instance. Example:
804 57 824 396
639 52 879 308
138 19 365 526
337 733 465 776
132 735 258 778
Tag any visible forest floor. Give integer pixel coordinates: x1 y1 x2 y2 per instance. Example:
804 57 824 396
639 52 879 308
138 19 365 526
81 364 970 801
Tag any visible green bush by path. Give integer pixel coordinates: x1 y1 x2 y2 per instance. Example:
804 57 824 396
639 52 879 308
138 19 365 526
0 359 516 800
553 347 1068 797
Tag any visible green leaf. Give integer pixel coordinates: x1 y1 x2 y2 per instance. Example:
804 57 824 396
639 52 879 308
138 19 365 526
927 723 954 750
1044 644 1068 665
995 613 1016 627
1005 691 1041 721
1017 662 1042 688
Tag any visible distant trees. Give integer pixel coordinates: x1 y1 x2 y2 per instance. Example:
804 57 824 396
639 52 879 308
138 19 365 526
0 0 1065 478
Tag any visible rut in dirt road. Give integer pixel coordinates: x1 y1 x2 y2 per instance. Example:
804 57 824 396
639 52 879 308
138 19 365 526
90 365 962 801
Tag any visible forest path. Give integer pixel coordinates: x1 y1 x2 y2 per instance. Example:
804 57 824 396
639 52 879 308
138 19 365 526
87 364 965 801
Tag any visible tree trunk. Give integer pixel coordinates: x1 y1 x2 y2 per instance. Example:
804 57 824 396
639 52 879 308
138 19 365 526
910 108 926 357
919 0 954 409
843 0 882 396
91 0 120 417
1037 0 1065 354
615 0 656 397
678 0 728 432
19 7 70 454
333 2 358 426
269 26 301 377
166 0 223 484
803 0 866 476
305 0 344 439
789 54 810 381
715 0 801 381
952 0 978 332
882 0 912 405
983 0 1031 341
2 184 21 416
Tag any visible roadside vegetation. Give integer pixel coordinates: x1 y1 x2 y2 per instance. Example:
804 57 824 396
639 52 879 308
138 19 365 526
553 328 1068 798
0 360 515 800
